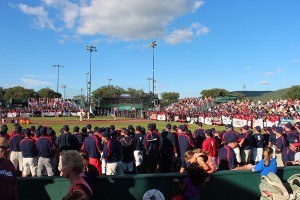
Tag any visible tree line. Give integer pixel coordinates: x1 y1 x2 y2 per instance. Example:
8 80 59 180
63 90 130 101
1 85 299 107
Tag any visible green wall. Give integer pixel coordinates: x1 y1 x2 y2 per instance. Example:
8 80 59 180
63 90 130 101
17 166 300 200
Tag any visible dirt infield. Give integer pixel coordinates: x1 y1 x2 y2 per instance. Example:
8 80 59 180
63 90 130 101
29 118 152 125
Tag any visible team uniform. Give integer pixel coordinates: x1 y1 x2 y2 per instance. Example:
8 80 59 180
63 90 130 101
202 137 218 166
218 145 238 170
252 133 264 163
178 132 194 169
83 134 103 175
275 135 287 167
160 129 176 173
143 130 161 173
9 133 24 171
120 136 135 173
20 137 38 176
103 138 123 175
133 131 145 173
36 136 54 176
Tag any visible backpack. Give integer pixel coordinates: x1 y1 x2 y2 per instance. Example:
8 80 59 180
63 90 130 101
259 172 300 200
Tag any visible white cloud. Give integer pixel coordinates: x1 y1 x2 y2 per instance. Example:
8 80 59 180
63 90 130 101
259 81 270 85
263 72 274 76
164 22 209 45
21 79 52 87
18 4 59 31
17 0 205 43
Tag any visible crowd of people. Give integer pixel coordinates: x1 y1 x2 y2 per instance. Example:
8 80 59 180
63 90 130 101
1 118 300 199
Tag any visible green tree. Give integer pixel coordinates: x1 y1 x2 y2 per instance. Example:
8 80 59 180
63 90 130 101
126 87 145 97
92 85 125 98
231 92 245 99
160 92 180 106
200 88 229 97
3 86 36 103
282 85 300 100
37 87 60 98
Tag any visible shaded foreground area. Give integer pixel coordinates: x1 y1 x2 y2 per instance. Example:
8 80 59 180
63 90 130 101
18 166 300 200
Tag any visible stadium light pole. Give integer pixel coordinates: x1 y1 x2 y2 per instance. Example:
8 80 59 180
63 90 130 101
243 84 246 98
86 45 97 110
61 85 66 99
80 88 84 98
85 72 89 102
108 78 112 86
52 64 64 94
145 78 152 93
149 41 157 106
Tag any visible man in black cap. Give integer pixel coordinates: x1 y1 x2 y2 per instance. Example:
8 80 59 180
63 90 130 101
160 123 176 173
239 125 253 165
9 124 24 175
218 133 252 171
193 122 205 149
274 127 287 167
252 126 264 164
55 125 81 176
72 126 84 148
284 122 298 142
282 137 300 166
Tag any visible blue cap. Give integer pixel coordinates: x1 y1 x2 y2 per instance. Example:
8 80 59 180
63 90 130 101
242 125 249 130
276 127 283 134
102 131 110 138
224 133 238 143
285 122 293 129
255 126 261 132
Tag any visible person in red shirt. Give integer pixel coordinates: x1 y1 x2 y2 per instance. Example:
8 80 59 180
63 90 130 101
202 129 218 167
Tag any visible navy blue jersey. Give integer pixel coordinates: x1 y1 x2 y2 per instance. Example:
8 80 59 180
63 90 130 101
36 136 53 158
120 136 135 163
193 128 205 148
83 135 103 159
275 136 287 154
73 133 84 147
143 131 161 152
286 131 298 145
281 147 296 165
240 132 253 150
218 145 237 170
103 139 122 163
55 133 81 153
268 132 277 146
252 133 264 148
178 133 194 158
9 134 24 151
133 133 145 151
20 138 38 158
160 130 175 155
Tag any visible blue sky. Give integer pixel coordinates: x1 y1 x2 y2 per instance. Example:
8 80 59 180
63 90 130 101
1 0 300 98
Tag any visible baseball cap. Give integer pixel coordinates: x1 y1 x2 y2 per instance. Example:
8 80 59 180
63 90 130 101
276 127 283 134
178 125 186 132
102 131 111 138
289 137 300 147
110 125 115 130
224 133 238 143
110 130 117 137
205 129 213 137
62 125 69 132
225 124 232 129
295 122 300 128
285 122 293 129
172 125 177 130
40 126 47 135
198 122 203 126
242 125 249 130
147 123 153 130
255 126 262 132
86 124 92 130
73 126 80 132
136 125 142 131
166 123 171 129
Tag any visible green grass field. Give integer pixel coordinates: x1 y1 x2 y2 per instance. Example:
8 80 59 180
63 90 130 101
4 116 228 134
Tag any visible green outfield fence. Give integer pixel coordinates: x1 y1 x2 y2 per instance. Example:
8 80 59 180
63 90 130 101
17 166 300 200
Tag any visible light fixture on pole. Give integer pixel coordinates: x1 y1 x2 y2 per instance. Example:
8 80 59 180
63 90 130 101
52 64 64 94
145 78 152 93
85 45 97 110
61 85 67 99
149 41 157 107
80 88 84 98
243 85 247 98
108 78 112 86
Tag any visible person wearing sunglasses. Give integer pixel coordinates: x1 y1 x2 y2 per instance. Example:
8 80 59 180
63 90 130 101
0 137 18 200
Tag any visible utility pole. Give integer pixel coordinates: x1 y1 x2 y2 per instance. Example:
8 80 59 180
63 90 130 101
52 64 64 94
86 46 97 110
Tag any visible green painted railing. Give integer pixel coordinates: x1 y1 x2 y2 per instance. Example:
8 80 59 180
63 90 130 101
17 166 300 200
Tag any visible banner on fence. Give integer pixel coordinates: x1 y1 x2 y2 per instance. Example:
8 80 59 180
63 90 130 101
205 117 212 125
157 114 166 121
232 118 247 128
199 117 205 123
222 116 232 125
253 118 264 128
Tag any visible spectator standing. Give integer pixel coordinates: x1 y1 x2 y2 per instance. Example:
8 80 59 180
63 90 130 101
193 122 205 149
73 126 84 148
61 150 92 200
202 129 218 167
178 125 194 173
239 126 253 165
0 137 18 200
